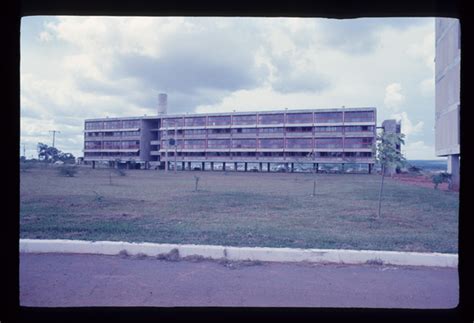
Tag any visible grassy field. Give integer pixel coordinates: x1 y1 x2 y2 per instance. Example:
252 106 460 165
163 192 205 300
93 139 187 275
19 167 459 253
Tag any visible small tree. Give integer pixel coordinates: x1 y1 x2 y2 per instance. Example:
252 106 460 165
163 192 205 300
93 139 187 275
374 131 406 218
194 176 200 192
293 152 318 197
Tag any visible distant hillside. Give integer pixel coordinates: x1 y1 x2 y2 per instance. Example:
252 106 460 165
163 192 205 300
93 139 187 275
407 160 447 172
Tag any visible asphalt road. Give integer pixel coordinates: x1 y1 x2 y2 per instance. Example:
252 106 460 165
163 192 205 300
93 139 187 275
20 253 458 308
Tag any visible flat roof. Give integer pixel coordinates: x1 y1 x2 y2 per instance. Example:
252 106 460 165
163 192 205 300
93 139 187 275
85 107 376 122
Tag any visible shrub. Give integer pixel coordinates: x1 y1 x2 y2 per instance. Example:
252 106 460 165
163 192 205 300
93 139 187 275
58 165 78 177
432 172 451 190
115 168 127 176
20 162 33 172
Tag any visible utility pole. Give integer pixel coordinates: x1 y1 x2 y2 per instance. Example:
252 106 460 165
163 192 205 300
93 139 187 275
49 130 61 148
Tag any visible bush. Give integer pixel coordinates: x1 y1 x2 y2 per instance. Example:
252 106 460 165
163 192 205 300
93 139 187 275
432 172 451 189
20 162 33 172
58 165 78 177
115 168 127 176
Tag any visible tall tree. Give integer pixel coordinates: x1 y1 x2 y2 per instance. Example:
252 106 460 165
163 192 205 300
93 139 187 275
374 131 406 218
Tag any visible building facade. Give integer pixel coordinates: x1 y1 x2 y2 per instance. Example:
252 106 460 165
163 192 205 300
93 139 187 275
435 17 460 188
84 107 378 172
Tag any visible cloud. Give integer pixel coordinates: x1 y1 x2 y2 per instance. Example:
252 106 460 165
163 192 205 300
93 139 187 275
390 111 424 137
38 31 52 42
403 140 436 160
406 30 435 71
21 16 439 159
384 83 405 112
419 77 434 97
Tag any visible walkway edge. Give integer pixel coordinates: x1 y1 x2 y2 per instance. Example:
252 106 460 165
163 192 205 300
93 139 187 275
19 239 458 268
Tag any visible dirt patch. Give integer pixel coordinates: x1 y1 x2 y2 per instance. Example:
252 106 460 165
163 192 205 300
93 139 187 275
390 174 455 192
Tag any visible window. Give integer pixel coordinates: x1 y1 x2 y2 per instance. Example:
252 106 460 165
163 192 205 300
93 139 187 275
162 118 184 128
184 140 206 149
258 138 284 148
286 138 312 148
233 115 257 125
344 111 374 122
209 128 231 134
208 115 231 126
314 126 343 132
103 141 121 149
85 122 103 130
207 139 230 148
121 141 140 149
104 121 122 129
85 132 102 137
258 127 284 133
122 131 140 137
258 114 284 125
232 139 257 148
185 117 206 127
104 132 121 137
315 112 343 123
344 126 374 132
344 138 373 148
286 127 312 133
286 113 313 124
184 129 206 135
122 120 141 128
85 141 101 149
317 152 343 158
315 138 343 148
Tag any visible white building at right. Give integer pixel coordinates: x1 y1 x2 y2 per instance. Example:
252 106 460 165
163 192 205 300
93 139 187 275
435 17 460 189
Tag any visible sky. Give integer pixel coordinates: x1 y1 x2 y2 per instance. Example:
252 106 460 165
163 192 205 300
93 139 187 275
20 16 443 160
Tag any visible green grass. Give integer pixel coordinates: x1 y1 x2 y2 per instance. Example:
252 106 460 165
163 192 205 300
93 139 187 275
19 167 459 253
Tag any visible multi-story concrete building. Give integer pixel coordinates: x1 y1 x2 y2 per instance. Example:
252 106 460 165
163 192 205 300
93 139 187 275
435 17 460 188
83 104 378 173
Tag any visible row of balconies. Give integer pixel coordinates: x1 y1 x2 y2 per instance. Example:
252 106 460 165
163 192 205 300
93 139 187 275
152 148 372 154
84 135 141 141
159 132 374 139
157 156 374 163
158 121 375 131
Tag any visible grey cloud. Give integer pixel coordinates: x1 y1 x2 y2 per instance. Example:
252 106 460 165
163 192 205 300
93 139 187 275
318 18 429 55
269 54 331 94
104 24 269 111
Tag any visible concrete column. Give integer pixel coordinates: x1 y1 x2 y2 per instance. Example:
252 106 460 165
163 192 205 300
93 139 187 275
259 162 262 172
202 162 205 171
368 163 372 174
188 162 192 170
223 162 226 171
92 161 95 169
211 162 214 171
342 163 345 173
267 163 270 172
244 163 248 172
316 163 319 173
182 162 185 171
291 163 294 173
447 154 460 189
234 162 238 171
285 163 289 172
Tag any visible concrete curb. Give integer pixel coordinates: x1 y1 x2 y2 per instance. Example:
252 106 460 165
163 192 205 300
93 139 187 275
19 239 458 268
